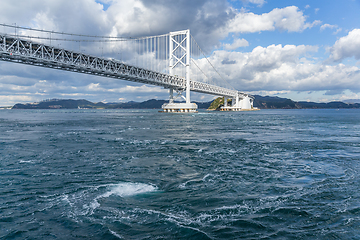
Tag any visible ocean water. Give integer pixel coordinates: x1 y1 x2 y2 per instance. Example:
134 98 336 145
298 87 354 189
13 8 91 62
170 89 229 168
0 109 359 239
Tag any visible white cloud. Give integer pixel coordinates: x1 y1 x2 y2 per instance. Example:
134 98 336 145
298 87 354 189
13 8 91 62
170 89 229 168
101 0 236 51
0 95 36 106
108 85 164 93
329 29 360 61
250 90 291 97
228 6 321 33
241 0 266 7
333 28 342 35
338 91 360 102
320 23 342 34
0 0 110 36
320 23 336 31
223 38 249 50
87 83 102 91
197 43 360 95
0 0 236 53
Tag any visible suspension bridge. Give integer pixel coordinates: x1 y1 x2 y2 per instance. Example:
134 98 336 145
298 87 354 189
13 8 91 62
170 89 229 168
0 24 255 112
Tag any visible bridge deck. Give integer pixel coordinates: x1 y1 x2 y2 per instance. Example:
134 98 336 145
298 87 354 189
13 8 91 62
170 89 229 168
0 34 248 99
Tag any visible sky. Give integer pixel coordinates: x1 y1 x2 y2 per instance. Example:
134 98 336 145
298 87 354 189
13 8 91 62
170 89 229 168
1 0 360 106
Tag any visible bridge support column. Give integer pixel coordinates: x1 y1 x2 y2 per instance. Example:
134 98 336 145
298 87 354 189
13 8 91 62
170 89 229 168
169 88 174 104
162 29 198 113
186 29 191 104
235 92 240 111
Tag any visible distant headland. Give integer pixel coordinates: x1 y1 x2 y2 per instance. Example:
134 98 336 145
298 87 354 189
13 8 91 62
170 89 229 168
7 96 360 110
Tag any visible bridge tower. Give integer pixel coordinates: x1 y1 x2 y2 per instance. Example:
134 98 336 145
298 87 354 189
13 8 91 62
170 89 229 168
162 30 198 112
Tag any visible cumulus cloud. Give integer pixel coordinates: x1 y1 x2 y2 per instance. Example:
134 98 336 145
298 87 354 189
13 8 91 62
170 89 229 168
328 29 360 62
223 38 249 50
227 6 321 33
320 23 336 31
196 43 360 95
0 0 110 36
0 2 320 52
103 0 236 51
0 0 236 53
320 23 342 34
241 0 266 7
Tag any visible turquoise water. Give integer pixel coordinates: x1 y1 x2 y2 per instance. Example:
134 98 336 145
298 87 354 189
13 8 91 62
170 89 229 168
1 109 359 239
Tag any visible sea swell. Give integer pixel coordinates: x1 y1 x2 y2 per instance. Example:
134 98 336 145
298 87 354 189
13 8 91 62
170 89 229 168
1 109 360 239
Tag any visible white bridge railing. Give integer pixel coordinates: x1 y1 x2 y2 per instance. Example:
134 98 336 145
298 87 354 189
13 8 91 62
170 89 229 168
0 34 249 99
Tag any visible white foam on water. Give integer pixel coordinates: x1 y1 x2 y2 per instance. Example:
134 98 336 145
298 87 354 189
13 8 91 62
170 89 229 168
202 173 212 181
133 208 211 238
19 160 35 164
100 182 158 198
63 182 158 218
86 182 158 213
109 229 124 239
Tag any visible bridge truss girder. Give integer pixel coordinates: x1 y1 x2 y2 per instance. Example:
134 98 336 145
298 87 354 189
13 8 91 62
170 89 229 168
0 34 250 100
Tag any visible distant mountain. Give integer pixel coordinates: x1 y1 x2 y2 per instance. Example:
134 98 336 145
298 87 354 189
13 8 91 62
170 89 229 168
253 95 299 109
253 95 360 109
11 96 360 110
12 99 212 109
343 99 360 104
12 99 107 109
106 99 167 109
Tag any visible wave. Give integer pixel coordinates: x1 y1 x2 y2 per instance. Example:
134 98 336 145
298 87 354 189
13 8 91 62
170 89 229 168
66 182 159 217
100 182 158 198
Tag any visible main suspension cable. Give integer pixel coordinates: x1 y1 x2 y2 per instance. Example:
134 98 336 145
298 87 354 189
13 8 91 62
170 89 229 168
191 34 235 90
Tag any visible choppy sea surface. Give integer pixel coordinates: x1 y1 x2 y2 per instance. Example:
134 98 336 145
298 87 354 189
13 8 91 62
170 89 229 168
1 109 360 239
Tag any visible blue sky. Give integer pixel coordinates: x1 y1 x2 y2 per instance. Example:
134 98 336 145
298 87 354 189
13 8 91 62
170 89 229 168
1 0 360 106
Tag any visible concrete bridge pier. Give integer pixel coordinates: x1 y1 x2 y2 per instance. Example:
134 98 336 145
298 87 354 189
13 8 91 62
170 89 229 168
161 88 198 113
